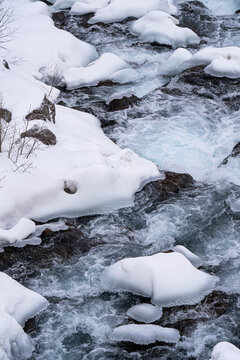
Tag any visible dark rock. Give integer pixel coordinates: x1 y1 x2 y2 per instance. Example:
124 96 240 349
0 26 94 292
179 1 217 38
220 141 240 166
21 126 57 146
0 108 12 122
24 317 36 334
26 96 56 123
64 180 77 194
107 95 140 112
3 59 10 70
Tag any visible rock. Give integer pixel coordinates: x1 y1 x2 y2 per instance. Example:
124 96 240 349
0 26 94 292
179 1 217 38
21 126 57 146
220 141 240 166
0 108 12 122
26 96 56 123
107 95 140 112
64 180 77 194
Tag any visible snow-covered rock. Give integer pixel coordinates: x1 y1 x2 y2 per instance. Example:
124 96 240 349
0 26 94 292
210 342 240 360
0 218 36 246
127 303 163 323
173 245 203 268
88 0 177 24
158 48 192 76
111 324 180 344
64 52 138 89
102 252 218 306
130 11 200 48
70 0 109 15
3 0 97 83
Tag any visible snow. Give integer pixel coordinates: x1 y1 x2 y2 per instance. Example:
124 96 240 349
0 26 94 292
210 342 240 360
70 0 109 15
64 52 139 89
173 245 203 268
127 303 163 323
102 252 218 306
88 0 177 24
130 11 200 48
0 272 48 359
158 48 192 76
111 324 180 344
0 218 36 246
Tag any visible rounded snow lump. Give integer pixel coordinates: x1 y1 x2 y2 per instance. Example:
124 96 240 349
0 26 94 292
127 303 162 323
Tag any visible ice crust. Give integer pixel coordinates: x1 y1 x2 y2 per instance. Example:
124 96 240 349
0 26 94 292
64 52 138 89
210 342 240 360
131 11 200 48
111 324 180 345
102 252 218 306
127 303 163 323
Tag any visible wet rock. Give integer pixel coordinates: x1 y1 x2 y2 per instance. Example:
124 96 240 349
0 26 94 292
24 317 36 334
220 141 240 166
51 11 69 28
64 180 77 194
0 108 12 122
179 1 217 38
26 96 56 123
21 126 57 146
107 95 140 112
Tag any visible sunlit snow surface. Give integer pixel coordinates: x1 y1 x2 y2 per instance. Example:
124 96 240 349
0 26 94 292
4 0 240 359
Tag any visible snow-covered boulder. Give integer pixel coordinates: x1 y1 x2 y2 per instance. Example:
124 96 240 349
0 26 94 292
130 11 200 48
88 0 177 24
70 0 109 15
0 218 36 246
210 342 240 360
63 53 138 89
173 245 203 268
158 48 192 76
127 303 162 323
102 252 218 306
111 324 180 344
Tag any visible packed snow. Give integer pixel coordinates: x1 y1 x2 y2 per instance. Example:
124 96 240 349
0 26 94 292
130 11 200 48
111 324 180 345
64 52 139 89
0 218 36 246
173 245 203 268
0 272 48 359
127 303 163 323
102 252 218 306
210 342 240 360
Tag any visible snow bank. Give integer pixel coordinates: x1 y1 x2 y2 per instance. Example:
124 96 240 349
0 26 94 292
127 303 162 323
210 342 240 360
102 252 218 306
111 324 180 344
3 0 97 82
88 0 177 24
131 11 200 48
173 245 203 268
0 218 36 246
0 272 48 359
64 52 138 89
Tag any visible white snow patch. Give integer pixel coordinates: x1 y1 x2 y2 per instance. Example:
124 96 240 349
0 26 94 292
210 342 240 360
111 324 180 344
131 11 200 48
158 48 192 76
63 52 138 89
127 303 163 323
173 245 203 268
102 252 218 306
0 218 36 246
70 0 109 15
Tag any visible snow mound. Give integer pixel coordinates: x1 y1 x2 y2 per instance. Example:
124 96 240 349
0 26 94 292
173 245 203 268
0 218 36 246
102 252 218 306
4 0 97 82
158 48 192 76
111 324 180 344
88 0 177 24
127 303 163 323
130 11 200 48
210 342 240 360
64 52 138 89
70 0 108 15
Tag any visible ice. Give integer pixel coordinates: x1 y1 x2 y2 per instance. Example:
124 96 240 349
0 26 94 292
63 52 139 89
88 0 177 24
210 342 240 360
173 245 203 268
111 324 180 344
102 252 218 306
0 218 36 246
127 303 163 323
131 11 200 48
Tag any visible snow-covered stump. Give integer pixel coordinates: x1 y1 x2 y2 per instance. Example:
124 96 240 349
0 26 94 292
130 11 200 48
210 342 240 360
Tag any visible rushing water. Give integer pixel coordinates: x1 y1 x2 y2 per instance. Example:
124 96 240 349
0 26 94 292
5 1 240 359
